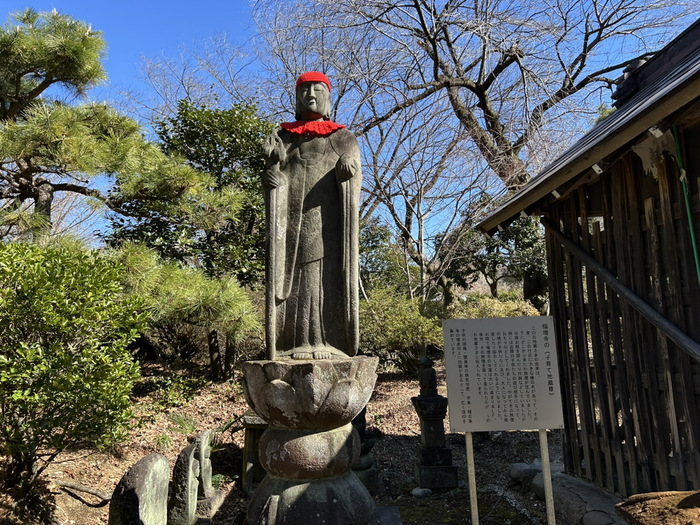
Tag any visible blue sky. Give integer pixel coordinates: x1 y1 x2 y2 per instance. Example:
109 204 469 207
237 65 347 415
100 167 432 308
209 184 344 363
2 1 257 241
2 1 255 98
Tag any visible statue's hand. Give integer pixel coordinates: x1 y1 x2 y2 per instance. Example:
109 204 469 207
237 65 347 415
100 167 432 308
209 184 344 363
263 165 282 188
264 131 286 164
336 153 360 182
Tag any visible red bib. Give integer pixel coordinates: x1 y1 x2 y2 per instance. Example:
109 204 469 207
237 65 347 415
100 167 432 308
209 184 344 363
280 120 346 137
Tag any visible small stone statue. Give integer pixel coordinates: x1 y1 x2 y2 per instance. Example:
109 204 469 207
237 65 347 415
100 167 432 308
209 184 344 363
194 430 225 517
263 71 362 360
168 443 200 525
195 430 214 499
108 453 170 525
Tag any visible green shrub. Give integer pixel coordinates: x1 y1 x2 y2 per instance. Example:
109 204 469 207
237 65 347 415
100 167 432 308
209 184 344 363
445 292 539 320
360 288 442 373
0 242 146 499
211 473 236 488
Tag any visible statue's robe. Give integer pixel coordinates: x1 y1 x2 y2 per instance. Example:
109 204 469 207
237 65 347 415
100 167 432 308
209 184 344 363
265 125 361 358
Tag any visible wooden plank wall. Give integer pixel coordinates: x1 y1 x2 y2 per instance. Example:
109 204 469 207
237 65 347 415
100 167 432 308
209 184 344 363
546 124 700 496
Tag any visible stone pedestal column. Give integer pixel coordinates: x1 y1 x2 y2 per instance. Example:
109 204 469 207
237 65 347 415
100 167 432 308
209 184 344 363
243 357 378 525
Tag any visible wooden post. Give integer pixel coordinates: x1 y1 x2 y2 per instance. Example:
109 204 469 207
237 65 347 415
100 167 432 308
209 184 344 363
539 429 556 525
465 432 479 525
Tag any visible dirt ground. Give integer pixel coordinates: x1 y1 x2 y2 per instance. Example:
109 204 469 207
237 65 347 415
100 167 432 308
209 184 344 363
615 491 700 525
1 359 692 525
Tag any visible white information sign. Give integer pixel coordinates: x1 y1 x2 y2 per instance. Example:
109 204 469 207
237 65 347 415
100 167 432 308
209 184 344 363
443 316 564 433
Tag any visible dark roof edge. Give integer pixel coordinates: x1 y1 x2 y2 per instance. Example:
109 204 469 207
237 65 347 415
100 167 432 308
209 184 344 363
478 64 700 234
613 18 700 106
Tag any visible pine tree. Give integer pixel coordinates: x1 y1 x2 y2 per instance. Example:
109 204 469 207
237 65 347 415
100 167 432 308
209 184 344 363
0 9 234 241
109 100 272 284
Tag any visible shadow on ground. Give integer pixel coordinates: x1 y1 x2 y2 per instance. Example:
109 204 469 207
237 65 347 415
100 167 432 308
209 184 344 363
372 433 547 524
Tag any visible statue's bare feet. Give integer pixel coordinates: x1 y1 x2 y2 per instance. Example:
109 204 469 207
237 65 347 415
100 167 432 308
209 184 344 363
313 351 332 359
291 351 313 360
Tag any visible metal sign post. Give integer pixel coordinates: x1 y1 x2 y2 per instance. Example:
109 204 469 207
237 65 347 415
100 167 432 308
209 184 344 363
443 316 564 525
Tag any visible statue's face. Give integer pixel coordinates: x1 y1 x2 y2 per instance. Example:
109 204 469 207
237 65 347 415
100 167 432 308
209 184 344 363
296 81 331 120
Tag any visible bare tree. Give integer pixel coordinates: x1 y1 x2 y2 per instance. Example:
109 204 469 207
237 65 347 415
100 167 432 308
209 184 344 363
126 0 690 302
246 0 690 305
359 98 504 302
118 34 257 125
253 0 690 190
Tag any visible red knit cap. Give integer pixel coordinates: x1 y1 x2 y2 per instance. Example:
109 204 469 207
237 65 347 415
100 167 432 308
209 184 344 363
296 71 331 93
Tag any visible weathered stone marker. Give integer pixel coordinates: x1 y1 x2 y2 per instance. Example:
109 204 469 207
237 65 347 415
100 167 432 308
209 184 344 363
194 430 225 517
108 453 170 525
108 435 225 525
168 442 199 525
411 355 458 489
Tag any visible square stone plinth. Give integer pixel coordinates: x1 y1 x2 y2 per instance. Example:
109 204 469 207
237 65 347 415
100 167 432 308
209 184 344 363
418 447 453 466
415 463 459 489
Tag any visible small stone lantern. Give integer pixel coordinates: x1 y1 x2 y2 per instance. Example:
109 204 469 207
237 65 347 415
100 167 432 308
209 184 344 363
411 355 458 489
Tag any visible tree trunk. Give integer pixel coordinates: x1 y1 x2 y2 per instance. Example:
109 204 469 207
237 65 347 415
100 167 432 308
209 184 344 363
438 276 456 311
488 280 499 298
208 329 221 379
32 180 54 242
523 270 549 315
6 451 38 502
224 334 236 379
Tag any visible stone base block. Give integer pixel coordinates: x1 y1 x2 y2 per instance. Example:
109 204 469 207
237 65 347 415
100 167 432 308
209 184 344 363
354 463 380 494
417 447 453 466
415 463 459 489
242 410 267 494
196 490 225 518
248 472 376 525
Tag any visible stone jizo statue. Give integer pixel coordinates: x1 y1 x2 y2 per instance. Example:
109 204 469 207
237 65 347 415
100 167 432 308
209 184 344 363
263 71 362 360
246 72 377 523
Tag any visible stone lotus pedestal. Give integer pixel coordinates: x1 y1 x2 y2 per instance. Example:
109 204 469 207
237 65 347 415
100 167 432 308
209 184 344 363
242 356 379 525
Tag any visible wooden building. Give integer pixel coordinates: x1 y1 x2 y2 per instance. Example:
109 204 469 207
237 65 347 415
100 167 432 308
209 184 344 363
479 20 700 496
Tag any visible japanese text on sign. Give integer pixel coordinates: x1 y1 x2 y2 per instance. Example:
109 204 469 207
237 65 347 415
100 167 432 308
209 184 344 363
443 316 564 432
